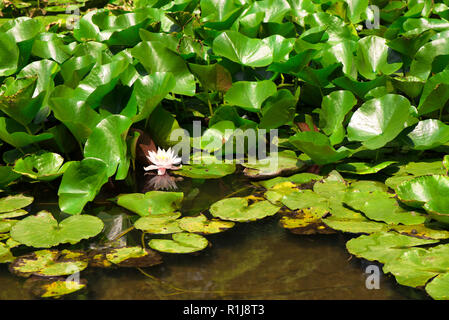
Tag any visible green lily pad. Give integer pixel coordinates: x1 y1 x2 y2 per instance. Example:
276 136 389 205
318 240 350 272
0 209 28 219
0 194 33 213
89 246 162 268
9 249 89 277
178 214 235 234
209 197 280 222
343 191 426 225
336 161 397 175
242 150 305 179
149 233 209 254
383 244 449 288
13 152 68 181
0 243 14 263
114 191 183 217
257 172 321 189
176 162 236 179
134 213 183 234
425 272 449 300
396 175 449 208
346 232 438 264
10 211 104 248
0 220 17 233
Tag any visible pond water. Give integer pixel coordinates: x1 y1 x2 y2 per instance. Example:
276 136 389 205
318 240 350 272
0 174 426 300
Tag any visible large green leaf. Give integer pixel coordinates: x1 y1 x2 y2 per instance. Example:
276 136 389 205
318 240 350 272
289 131 352 165
13 152 69 181
131 41 196 96
0 117 53 148
224 80 277 113
0 33 19 76
58 158 109 215
356 36 402 80
319 90 357 145
84 115 133 179
347 94 413 149
404 119 449 150
212 30 273 67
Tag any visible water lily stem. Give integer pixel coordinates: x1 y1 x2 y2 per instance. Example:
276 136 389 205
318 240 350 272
111 226 135 241
207 96 213 116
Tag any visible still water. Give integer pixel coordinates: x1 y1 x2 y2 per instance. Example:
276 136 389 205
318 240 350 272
0 175 424 300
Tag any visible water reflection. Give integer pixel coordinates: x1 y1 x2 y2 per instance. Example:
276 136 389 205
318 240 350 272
143 173 182 191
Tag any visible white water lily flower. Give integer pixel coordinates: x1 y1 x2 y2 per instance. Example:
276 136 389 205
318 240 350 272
144 147 182 175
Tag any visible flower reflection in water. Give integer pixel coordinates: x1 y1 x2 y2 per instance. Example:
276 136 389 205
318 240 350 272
144 173 181 191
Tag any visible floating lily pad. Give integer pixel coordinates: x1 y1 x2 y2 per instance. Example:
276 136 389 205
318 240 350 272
9 249 89 277
176 162 236 179
10 211 104 248
0 209 28 219
0 219 17 233
389 224 449 240
257 172 321 189
209 197 280 222
346 232 438 264
178 214 235 234
134 213 183 234
149 233 209 254
0 243 14 263
13 152 69 181
324 202 388 234
383 244 449 289
396 175 449 210
336 161 396 175
0 194 33 213
343 191 426 225
279 207 335 235
89 246 163 268
114 191 183 216
242 150 305 179
24 276 87 298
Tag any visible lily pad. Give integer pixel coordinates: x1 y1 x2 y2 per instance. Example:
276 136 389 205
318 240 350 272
343 191 426 225
10 211 104 248
176 162 236 179
134 213 183 234
9 249 89 277
257 172 321 189
0 243 14 263
13 152 68 181
346 232 438 264
242 150 305 179
114 191 183 217
210 197 280 222
148 233 209 254
24 276 86 298
279 207 335 235
178 214 235 234
336 161 396 175
0 194 33 213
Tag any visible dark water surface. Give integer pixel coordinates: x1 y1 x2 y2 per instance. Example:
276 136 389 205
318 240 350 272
0 175 424 300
